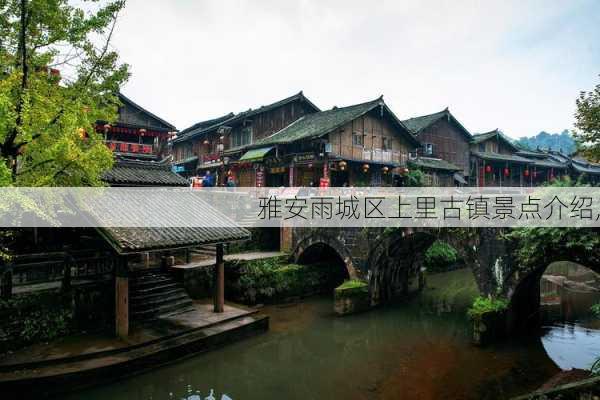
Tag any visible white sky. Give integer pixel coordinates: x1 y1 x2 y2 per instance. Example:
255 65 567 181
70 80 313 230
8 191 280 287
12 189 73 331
111 0 600 138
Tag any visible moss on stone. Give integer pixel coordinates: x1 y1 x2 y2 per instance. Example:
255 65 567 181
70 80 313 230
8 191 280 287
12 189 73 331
335 279 369 295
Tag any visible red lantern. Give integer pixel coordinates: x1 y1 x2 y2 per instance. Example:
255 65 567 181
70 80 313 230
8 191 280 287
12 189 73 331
485 165 492 173
524 169 530 177
503 168 510 177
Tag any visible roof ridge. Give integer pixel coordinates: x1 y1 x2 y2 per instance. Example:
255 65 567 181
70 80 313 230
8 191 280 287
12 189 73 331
118 92 176 130
402 108 448 122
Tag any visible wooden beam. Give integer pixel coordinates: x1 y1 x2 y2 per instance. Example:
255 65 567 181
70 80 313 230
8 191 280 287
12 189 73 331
115 255 129 339
214 243 225 313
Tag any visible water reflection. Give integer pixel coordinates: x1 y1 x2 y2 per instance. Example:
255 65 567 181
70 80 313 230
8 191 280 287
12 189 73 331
539 262 600 371
64 294 558 400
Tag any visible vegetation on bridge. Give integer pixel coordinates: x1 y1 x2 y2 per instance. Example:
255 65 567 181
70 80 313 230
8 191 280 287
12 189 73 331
467 296 509 319
423 240 459 272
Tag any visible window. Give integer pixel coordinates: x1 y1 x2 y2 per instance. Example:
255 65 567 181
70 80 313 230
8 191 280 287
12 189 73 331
382 137 391 151
479 143 485 152
353 133 364 146
424 143 433 155
231 127 252 148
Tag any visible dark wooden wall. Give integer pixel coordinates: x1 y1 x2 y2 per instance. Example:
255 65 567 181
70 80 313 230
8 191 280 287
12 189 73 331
417 118 470 176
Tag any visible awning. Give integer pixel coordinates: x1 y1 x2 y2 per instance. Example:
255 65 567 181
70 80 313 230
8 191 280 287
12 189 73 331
454 173 467 185
239 147 274 162
173 156 199 165
197 161 224 170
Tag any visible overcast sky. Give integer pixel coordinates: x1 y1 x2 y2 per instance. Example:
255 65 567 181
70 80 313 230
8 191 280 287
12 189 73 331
111 0 599 138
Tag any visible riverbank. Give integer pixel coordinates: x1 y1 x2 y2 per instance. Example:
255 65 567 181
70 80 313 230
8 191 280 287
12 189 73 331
0 301 268 399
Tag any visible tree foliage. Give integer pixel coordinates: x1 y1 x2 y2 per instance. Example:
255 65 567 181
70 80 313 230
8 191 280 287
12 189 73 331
515 130 575 155
0 0 129 186
573 76 600 162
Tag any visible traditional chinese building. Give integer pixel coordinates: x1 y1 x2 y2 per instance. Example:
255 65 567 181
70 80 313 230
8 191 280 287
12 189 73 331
97 93 176 161
171 92 320 184
470 129 538 186
238 96 420 187
514 148 569 185
401 108 472 186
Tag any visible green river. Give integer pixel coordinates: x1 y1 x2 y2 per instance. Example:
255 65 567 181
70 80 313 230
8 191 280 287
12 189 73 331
62 269 600 400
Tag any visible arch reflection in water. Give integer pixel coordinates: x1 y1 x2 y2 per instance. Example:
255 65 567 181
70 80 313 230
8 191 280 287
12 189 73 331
539 261 600 371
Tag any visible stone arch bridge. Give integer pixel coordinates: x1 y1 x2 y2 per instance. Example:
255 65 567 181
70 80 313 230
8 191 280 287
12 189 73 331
283 227 600 332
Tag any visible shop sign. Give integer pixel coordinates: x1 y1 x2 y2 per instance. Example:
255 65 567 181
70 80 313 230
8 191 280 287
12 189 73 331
293 152 316 164
269 167 286 174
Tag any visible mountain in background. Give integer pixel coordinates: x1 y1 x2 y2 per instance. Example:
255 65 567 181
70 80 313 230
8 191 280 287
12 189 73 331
515 130 576 154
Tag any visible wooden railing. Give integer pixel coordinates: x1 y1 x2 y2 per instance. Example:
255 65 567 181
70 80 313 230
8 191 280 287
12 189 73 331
0 250 116 299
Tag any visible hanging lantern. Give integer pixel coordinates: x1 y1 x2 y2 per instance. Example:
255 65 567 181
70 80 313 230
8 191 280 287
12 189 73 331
338 160 347 171
362 163 370 173
503 167 510 177
219 135 225 141
524 169 530 177
307 163 313 168
403 167 410 174
203 139 210 145
139 128 146 136
382 166 389 174
103 124 111 131
485 165 492 173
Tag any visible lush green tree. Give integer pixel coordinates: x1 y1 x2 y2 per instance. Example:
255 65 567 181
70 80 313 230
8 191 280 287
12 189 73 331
0 0 129 186
573 76 600 162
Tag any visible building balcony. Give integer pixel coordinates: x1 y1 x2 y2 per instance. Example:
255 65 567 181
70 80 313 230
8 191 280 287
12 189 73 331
106 140 155 155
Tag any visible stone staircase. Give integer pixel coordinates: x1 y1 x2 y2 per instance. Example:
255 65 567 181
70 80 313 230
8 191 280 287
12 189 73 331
130 270 195 322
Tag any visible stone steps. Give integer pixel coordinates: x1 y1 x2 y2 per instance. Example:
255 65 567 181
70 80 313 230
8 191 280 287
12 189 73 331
130 271 195 322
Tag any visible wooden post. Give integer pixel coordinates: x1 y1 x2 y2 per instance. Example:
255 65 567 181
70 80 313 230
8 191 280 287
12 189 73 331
61 248 73 293
214 243 224 313
115 255 129 339
1 269 12 300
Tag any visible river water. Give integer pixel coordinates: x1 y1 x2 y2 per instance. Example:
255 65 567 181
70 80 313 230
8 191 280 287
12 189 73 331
63 269 600 400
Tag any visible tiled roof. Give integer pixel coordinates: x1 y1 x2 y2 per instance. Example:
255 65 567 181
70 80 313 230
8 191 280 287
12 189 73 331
571 159 600 175
408 157 462 171
254 97 421 147
102 158 189 186
471 151 533 164
176 113 235 137
401 108 471 139
118 93 176 131
532 159 568 169
173 91 320 144
471 129 519 152
89 187 251 253
99 226 250 253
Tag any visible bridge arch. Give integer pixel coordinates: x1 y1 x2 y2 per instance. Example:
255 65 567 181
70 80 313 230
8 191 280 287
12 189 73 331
366 229 439 305
292 233 358 279
507 257 600 333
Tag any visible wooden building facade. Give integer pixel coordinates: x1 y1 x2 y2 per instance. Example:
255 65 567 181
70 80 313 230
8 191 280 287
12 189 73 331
171 92 320 182
237 97 421 187
97 93 176 161
402 108 472 187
